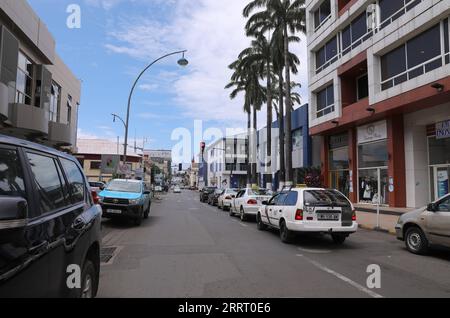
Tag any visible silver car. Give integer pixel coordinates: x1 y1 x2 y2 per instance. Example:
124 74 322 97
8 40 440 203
396 194 450 254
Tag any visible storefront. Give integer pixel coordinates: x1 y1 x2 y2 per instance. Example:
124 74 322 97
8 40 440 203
357 121 389 205
428 119 450 201
328 132 350 197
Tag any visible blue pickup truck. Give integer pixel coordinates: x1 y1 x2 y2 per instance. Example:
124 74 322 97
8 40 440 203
99 179 152 226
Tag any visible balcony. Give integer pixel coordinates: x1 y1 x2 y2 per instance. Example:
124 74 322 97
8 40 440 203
48 121 72 146
7 103 48 137
0 83 8 121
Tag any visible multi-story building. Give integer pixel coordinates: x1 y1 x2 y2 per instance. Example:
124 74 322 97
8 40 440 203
307 0 450 208
144 149 172 178
205 135 249 188
75 139 143 183
0 0 81 152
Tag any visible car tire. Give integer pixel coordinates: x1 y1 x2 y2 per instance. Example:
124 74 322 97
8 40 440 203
256 213 267 231
79 260 98 298
240 207 247 222
405 226 429 255
229 207 235 217
144 204 151 219
280 220 293 244
331 234 347 245
134 208 144 226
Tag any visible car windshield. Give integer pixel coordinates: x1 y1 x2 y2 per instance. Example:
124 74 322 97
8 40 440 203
304 190 351 207
226 189 238 194
106 180 142 193
249 189 271 196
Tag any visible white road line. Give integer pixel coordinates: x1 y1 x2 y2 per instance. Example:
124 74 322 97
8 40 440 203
297 255 383 298
298 247 332 254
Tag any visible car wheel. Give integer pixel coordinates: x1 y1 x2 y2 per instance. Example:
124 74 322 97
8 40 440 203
134 208 144 226
257 213 267 231
405 227 429 255
144 204 150 219
240 207 247 222
331 234 347 244
79 260 97 298
229 206 235 217
280 220 293 244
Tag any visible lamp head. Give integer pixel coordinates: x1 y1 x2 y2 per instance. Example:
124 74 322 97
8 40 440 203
177 52 189 67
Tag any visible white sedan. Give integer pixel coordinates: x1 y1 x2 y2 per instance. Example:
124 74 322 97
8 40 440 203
230 188 273 221
174 186 181 193
218 188 239 211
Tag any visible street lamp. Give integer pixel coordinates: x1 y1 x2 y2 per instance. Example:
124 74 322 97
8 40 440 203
123 50 189 166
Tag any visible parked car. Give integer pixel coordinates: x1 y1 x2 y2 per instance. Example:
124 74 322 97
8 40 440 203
218 188 239 211
396 193 450 255
257 187 358 244
230 188 273 221
89 181 105 194
174 186 181 193
99 179 152 226
200 187 217 202
208 189 224 206
0 135 102 298
155 185 163 192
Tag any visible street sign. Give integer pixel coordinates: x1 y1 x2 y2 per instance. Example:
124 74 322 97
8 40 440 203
101 155 120 174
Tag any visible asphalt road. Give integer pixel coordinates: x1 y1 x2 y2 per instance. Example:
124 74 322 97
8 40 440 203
98 190 450 298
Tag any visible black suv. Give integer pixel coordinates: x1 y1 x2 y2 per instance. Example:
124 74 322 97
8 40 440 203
0 135 102 298
200 187 217 202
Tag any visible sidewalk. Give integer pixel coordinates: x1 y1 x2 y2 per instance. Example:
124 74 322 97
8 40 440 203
354 204 415 235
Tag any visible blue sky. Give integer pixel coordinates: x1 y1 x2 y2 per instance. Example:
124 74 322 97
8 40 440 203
28 0 307 161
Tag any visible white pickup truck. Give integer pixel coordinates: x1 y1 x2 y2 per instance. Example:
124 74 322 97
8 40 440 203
230 188 273 221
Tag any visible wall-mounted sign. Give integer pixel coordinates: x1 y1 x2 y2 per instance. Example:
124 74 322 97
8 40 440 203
436 120 450 140
101 155 120 174
329 133 348 149
357 120 387 144
437 170 449 198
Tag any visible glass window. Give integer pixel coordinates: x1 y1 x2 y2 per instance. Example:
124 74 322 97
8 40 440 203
314 0 331 29
60 158 85 203
445 19 449 64
316 85 334 117
0 149 26 198
284 191 298 206
381 45 406 81
27 153 67 214
429 137 450 166
325 36 338 62
49 83 61 123
407 24 441 69
316 47 326 69
304 190 351 207
342 25 351 52
379 0 404 23
15 52 33 105
329 147 349 170
351 13 367 42
90 161 101 170
357 74 369 100
274 192 288 206
316 36 338 72
358 140 388 168
437 196 450 212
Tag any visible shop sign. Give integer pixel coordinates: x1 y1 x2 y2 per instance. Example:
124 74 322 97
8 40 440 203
329 133 348 149
437 170 449 198
436 120 450 140
358 120 387 144
101 154 120 174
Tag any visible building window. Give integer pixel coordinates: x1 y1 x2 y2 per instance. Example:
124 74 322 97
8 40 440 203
67 94 73 125
90 161 101 170
314 0 331 31
445 18 449 65
381 23 443 91
341 12 373 56
316 85 334 118
316 36 338 74
379 0 423 30
49 82 61 122
15 52 33 105
357 73 369 100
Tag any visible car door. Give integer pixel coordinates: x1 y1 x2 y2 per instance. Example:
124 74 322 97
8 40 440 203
282 191 299 222
262 194 279 226
0 145 49 298
427 196 450 246
271 192 288 226
233 190 244 212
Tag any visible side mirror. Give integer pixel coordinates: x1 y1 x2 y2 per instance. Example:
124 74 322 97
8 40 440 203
262 201 268 205
144 190 151 195
0 197 28 221
427 203 437 212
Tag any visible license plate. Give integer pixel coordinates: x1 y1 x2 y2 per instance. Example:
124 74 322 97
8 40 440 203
318 213 339 221
107 209 122 214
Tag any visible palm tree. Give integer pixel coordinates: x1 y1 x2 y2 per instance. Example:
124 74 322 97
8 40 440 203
243 0 306 186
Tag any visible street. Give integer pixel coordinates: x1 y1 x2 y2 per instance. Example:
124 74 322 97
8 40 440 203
98 190 450 298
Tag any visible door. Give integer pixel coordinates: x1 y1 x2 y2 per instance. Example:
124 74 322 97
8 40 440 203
427 195 450 246
263 194 279 225
270 192 288 226
0 147 49 297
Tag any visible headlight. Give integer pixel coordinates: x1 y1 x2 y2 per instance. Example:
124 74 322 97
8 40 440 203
129 199 140 205
98 196 104 203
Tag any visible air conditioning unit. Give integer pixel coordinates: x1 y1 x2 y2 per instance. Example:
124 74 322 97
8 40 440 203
366 4 377 31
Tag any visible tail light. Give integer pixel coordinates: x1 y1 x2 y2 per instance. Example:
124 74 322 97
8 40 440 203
295 209 303 221
91 190 100 205
247 199 258 205
352 209 357 221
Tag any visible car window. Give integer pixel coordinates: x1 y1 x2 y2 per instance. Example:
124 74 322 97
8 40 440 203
0 148 26 198
437 197 450 212
268 194 279 205
27 152 68 214
274 193 288 206
304 190 351 207
60 158 85 203
284 191 299 206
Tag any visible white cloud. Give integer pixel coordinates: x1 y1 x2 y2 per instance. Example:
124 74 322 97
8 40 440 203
104 0 308 130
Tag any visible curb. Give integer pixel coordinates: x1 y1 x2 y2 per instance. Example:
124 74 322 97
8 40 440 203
358 224 396 235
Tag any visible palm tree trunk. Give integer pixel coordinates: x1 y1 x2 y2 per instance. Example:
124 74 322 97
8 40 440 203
247 110 252 188
278 68 285 191
266 61 273 190
252 104 258 187
284 23 293 186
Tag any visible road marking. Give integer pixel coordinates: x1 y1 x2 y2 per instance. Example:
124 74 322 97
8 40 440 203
297 255 383 298
298 247 332 254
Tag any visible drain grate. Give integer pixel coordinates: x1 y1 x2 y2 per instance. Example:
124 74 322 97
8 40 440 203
101 246 118 265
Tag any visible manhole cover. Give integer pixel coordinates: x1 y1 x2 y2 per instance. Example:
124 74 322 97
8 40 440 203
100 254 114 263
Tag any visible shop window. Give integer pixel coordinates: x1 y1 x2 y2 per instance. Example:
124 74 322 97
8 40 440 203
314 0 331 30
358 140 388 168
316 84 334 118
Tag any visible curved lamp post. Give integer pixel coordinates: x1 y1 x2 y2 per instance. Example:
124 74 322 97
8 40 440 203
123 50 189 167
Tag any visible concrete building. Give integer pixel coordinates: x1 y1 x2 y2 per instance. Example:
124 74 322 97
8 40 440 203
306 0 450 208
0 0 81 152
144 149 172 178
75 139 143 183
